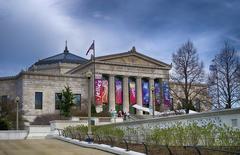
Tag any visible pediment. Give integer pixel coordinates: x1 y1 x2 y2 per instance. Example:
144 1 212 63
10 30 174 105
67 48 171 74
96 51 171 69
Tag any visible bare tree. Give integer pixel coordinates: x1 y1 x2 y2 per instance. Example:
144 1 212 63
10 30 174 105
209 42 240 109
171 40 205 113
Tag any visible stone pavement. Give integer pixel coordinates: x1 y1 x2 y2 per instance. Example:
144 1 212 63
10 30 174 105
0 139 113 155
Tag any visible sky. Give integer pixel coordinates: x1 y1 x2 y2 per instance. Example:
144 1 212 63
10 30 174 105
0 0 240 76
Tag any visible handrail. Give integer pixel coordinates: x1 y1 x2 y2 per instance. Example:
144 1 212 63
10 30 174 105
59 129 240 155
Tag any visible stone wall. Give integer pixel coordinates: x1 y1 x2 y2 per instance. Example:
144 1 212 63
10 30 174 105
28 63 79 74
0 77 17 101
170 82 211 111
0 130 28 140
112 108 240 131
20 72 88 121
72 62 169 79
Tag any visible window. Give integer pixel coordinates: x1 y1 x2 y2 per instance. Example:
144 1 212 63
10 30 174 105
35 92 43 109
73 94 81 109
1 96 8 104
55 93 62 110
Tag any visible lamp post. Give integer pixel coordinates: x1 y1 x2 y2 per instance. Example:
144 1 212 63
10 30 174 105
15 96 20 130
86 70 93 142
210 58 220 109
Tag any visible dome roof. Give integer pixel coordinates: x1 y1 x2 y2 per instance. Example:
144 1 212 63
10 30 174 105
34 43 88 65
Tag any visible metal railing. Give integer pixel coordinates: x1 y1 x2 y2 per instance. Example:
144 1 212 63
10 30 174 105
56 128 240 155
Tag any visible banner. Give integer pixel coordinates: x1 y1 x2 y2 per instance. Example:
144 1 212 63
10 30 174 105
115 79 123 105
129 81 136 104
154 82 161 104
142 81 150 105
163 81 171 107
102 80 108 103
95 79 103 105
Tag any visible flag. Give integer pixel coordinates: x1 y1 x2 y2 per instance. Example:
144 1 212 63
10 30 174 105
86 41 95 55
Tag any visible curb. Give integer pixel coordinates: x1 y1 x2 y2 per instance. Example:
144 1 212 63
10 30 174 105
54 135 145 155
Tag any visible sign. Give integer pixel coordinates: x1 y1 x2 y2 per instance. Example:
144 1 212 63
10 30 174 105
154 82 161 104
142 81 150 105
95 79 103 105
129 81 136 104
102 80 108 103
115 79 123 104
163 81 171 107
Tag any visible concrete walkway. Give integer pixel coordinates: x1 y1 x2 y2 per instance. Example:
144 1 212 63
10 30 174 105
0 139 114 155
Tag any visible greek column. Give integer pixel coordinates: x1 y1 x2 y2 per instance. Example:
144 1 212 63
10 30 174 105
149 78 155 115
123 76 129 113
109 75 115 112
136 76 143 115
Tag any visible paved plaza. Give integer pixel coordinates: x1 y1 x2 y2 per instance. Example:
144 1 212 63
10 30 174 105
0 139 113 155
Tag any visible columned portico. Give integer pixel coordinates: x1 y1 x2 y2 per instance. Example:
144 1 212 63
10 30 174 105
136 76 143 115
123 76 129 113
109 75 115 111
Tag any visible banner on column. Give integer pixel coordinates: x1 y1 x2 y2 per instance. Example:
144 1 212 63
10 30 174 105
154 82 161 104
115 79 123 105
142 81 150 105
95 79 103 105
163 81 171 107
129 81 136 104
102 80 108 104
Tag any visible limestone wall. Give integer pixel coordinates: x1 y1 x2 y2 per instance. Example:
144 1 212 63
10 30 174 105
0 130 28 140
113 108 240 131
21 73 88 121
72 62 169 79
0 77 17 101
28 63 79 74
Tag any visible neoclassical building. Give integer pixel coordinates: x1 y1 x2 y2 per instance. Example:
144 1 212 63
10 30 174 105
0 45 208 121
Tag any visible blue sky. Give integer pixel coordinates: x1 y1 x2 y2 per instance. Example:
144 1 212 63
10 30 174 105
0 0 240 76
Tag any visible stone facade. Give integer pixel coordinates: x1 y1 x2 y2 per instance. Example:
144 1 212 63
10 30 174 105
0 46 210 122
28 63 79 74
0 72 88 121
169 82 210 111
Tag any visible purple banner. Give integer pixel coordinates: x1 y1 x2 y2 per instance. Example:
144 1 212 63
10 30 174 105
154 82 161 104
163 81 171 107
142 81 150 105
115 79 123 105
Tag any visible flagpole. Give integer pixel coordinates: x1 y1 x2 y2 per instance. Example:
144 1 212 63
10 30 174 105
93 40 95 107
87 40 95 142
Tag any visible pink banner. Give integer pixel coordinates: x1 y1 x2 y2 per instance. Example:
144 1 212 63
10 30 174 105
129 81 136 104
95 79 103 105
115 79 123 105
102 80 108 104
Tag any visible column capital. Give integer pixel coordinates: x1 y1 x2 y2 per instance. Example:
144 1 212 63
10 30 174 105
108 74 115 78
136 76 142 79
149 77 155 80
